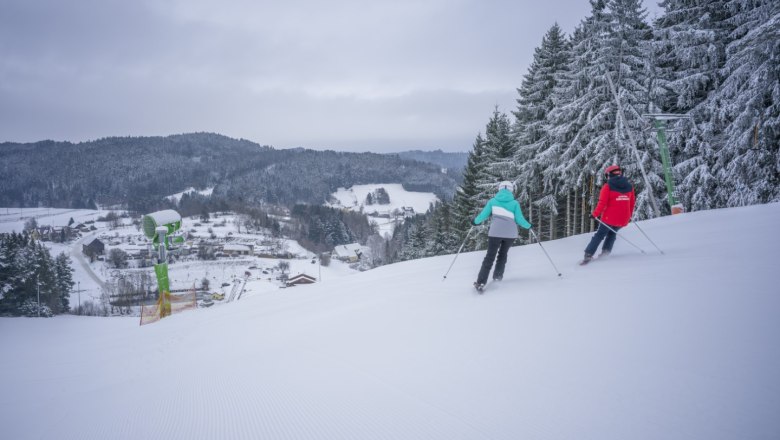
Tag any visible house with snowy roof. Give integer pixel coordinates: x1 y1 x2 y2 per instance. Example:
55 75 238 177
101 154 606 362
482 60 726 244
332 243 364 263
286 273 317 287
222 243 253 256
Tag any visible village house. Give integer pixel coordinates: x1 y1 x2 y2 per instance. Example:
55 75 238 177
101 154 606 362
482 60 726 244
222 243 253 256
286 273 317 287
332 243 363 263
82 238 105 261
32 225 75 242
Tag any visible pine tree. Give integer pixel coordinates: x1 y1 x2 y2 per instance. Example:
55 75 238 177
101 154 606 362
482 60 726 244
427 201 458 255
654 0 732 113
54 253 74 313
452 134 488 243
653 0 734 211
513 23 572 239
398 220 429 261
706 0 780 205
480 108 516 187
549 0 615 198
548 0 663 220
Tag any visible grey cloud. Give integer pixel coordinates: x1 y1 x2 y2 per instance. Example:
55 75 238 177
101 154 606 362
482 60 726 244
0 0 662 151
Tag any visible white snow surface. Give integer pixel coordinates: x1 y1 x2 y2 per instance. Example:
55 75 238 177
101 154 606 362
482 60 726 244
327 183 438 215
2 203 780 440
327 183 439 237
166 187 215 203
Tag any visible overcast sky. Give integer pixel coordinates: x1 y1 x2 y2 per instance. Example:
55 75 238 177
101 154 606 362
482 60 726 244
0 0 662 153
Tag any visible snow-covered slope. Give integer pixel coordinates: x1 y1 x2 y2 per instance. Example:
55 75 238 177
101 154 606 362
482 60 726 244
2 203 779 440
327 183 438 215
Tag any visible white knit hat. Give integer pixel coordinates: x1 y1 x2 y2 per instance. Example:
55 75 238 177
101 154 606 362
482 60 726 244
498 181 514 191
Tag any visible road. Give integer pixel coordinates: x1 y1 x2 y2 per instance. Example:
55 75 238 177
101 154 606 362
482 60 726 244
71 232 107 290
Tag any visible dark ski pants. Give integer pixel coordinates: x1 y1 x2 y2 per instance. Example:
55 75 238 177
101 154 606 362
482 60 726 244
477 237 514 284
585 222 621 256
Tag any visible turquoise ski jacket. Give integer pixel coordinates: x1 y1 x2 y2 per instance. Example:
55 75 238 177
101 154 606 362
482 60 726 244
474 189 532 239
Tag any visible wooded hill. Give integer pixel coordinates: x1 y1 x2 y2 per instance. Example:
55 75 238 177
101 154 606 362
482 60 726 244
0 133 459 213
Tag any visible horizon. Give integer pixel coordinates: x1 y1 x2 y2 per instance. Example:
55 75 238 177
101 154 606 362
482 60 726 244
0 132 472 154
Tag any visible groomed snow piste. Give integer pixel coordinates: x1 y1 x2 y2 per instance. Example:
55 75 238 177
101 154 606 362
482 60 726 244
1 203 779 440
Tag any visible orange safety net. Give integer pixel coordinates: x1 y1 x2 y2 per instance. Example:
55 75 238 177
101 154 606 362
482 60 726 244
139 286 197 326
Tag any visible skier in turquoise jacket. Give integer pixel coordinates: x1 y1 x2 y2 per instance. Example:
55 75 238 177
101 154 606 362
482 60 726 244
472 181 532 290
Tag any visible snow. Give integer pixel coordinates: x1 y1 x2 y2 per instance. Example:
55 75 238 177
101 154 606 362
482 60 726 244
0 207 106 230
2 203 780 439
165 187 214 203
326 184 439 237
144 209 182 227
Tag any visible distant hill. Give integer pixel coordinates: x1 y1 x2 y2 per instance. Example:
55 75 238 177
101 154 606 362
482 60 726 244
393 149 468 172
0 133 459 213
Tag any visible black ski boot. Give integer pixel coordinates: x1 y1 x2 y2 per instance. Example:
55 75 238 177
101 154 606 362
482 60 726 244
473 282 486 293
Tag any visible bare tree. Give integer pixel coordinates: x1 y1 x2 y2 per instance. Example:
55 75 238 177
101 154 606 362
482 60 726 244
108 248 128 269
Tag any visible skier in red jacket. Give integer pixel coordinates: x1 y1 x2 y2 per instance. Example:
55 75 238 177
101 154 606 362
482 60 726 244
582 165 636 264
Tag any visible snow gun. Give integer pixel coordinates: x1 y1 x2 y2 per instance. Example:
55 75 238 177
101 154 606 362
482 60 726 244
141 210 185 324
142 209 185 250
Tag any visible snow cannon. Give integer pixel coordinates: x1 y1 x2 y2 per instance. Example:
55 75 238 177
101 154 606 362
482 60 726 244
143 209 184 249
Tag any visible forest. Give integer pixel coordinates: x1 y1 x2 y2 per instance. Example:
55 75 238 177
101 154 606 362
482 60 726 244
0 133 459 213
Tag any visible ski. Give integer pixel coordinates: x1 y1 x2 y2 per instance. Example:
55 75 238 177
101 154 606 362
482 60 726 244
474 278 502 293
580 253 609 266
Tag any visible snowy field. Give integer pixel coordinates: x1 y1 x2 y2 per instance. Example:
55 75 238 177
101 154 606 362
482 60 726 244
165 187 215 203
326 183 439 236
2 203 780 439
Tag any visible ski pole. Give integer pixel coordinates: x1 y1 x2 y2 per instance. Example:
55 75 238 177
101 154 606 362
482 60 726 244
592 216 646 254
632 221 664 255
442 226 474 281
529 228 562 277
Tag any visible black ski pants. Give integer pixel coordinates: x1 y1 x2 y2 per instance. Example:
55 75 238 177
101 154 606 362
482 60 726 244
477 236 514 284
585 222 621 256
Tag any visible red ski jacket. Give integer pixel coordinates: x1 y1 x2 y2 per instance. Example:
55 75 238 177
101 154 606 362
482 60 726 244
592 176 636 227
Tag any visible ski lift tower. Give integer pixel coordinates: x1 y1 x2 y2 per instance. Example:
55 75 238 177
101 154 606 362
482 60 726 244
642 113 692 215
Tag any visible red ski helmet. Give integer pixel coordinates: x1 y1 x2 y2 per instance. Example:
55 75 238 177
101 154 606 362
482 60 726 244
604 165 622 177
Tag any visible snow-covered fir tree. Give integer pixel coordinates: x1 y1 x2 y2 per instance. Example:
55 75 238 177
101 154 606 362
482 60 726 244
0 232 74 316
513 23 572 239
705 0 780 205
653 0 734 211
472 109 516 249
451 134 489 249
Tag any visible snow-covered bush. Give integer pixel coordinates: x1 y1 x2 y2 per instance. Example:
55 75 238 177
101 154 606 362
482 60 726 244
19 299 53 318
